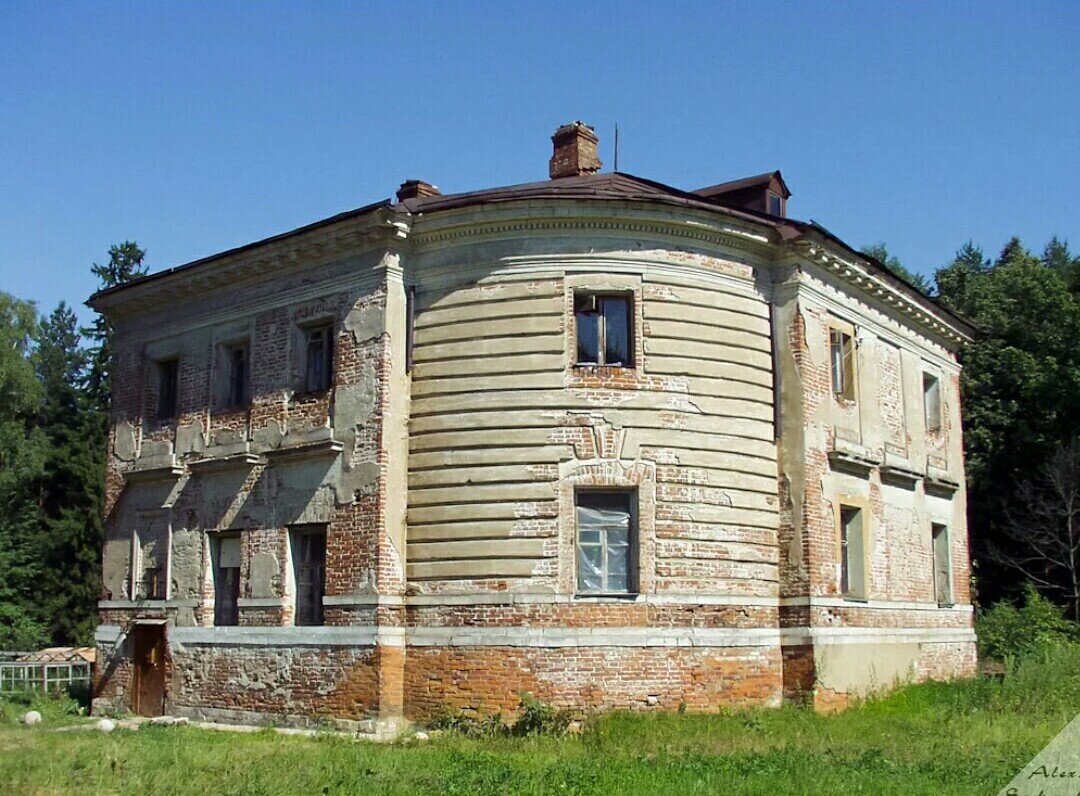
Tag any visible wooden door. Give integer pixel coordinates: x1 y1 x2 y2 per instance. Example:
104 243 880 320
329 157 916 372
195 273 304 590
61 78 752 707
132 624 166 717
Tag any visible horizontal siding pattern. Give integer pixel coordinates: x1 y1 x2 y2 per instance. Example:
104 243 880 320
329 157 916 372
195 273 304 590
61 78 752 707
407 269 778 593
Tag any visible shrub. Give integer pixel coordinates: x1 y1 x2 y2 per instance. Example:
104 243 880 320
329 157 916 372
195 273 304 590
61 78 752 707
430 694 574 738
976 584 1078 661
429 708 507 738
509 693 573 737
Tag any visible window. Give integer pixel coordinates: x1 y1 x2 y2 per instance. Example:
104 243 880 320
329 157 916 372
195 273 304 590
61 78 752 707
923 372 941 432
932 524 952 606
839 505 867 599
829 327 855 402
291 527 326 626
576 491 636 595
225 344 250 409
303 324 334 393
768 192 783 216
575 293 632 367
213 535 241 626
156 359 179 421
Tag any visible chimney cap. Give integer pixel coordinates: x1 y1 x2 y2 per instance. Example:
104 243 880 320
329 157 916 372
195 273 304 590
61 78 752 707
396 179 441 202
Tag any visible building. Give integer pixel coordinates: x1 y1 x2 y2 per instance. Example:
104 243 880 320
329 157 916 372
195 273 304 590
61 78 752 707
90 122 977 733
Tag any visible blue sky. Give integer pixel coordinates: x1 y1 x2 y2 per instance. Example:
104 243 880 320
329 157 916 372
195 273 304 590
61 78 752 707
1 1 1077 324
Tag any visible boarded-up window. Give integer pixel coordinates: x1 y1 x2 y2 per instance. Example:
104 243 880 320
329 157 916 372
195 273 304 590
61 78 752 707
134 517 169 601
156 359 179 421
291 527 326 626
304 324 334 393
840 505 866 599
829 328 855 401
923 372 942 432
213 535 241 626
576 492 635 595
575 293 632 366
225 344 250 409
932 524 952 605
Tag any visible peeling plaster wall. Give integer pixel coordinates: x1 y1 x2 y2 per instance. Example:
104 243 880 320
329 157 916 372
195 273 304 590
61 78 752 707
405 220 780 607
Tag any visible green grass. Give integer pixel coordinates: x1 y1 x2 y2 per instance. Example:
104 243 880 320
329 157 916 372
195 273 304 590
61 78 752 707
3 645 1079 795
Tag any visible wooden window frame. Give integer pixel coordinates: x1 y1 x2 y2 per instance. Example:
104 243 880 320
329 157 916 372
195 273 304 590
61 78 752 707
222 342 251 410
155 358 179 422
301 322 334 395
837 501 869 601
290 526 327 627
574 489 638 597
573 292 634 368
828 319 857 403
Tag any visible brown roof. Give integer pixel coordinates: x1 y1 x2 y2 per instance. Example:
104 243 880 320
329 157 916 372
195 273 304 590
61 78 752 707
694 170 791 200
395 171 784 230
86 169 976 339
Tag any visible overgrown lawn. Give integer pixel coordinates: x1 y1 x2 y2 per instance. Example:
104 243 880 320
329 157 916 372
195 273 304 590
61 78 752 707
2 645 1078 795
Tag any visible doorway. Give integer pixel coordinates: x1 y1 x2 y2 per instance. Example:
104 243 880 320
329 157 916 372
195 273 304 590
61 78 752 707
131 624 167 717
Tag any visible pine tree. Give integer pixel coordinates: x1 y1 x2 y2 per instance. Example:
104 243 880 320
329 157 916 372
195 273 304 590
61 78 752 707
34 303 101 644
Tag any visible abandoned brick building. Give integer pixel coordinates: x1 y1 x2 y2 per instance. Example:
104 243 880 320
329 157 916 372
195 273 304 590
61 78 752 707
90 122 977 733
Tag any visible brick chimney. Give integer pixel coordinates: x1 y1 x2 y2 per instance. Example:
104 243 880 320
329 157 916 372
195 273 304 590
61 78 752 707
396 179 441 202
549 121 602 180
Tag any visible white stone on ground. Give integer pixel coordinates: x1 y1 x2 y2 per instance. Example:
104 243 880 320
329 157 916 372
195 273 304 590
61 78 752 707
22 710 42 726
97 718 117 733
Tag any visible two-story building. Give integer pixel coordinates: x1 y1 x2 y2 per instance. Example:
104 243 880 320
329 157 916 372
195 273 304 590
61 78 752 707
90 122 977 734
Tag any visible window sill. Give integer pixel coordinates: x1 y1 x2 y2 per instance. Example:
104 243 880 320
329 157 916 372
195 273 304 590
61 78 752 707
841 595 869 604
290 389 332 402
573 592 640 602
572 363 635 371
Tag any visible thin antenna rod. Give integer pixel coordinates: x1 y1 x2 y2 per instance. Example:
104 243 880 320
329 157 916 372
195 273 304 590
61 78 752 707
614 123 620 171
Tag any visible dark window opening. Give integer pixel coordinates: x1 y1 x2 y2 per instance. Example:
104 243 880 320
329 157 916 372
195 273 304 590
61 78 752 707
156 359 179 421
576 491 636 595
575 293 632 366
292 527 326 626
304 325 334 393
768 192 783 216
138 565 167 601
213 535 241 626
226 345 250 409
840 505 866 599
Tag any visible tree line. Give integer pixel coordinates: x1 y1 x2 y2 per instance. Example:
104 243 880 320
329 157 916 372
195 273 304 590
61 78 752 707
0 243 145 649
0 234 1077 649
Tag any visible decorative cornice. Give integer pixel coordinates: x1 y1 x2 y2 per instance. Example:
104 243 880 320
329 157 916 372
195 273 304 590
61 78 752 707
409 210 774 258
794 240 972 348
91 208 402 319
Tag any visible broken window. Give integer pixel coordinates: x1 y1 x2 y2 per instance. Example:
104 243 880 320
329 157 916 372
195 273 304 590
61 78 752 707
156 359 179 421
291 527 326 626
213 534 241 626
575 293 632 366
923 372 942 432
932 523 952 606
225 344 250 409
303 324 334 393
839 505 866 600
829 327 855 402
576 491 636 595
